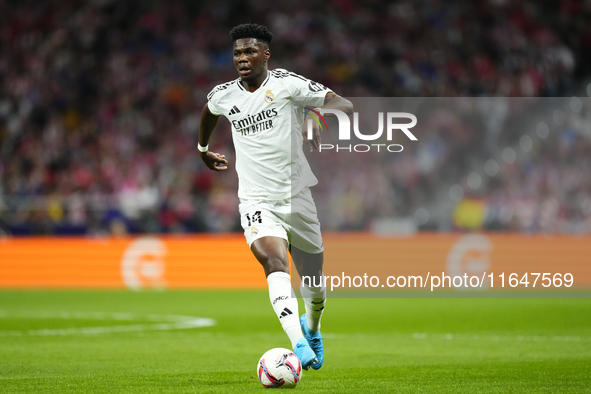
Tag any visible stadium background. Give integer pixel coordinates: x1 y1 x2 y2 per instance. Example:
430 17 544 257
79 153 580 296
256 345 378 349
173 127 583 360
1 0 590 237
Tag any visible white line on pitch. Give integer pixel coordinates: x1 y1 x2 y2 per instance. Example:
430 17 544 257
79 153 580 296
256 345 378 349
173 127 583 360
0 310 216 336
320 333 591 342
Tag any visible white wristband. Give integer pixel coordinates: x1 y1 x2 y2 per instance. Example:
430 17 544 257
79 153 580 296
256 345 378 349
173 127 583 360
197 143 209 152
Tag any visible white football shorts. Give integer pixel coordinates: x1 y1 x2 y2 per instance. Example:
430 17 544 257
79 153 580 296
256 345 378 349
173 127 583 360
239 187 323 254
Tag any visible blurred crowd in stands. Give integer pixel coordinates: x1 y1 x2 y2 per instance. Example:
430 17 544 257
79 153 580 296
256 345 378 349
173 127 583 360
309 97 591 234
0 0 590 235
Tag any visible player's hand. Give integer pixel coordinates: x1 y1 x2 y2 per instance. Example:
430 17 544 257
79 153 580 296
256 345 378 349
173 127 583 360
199 151 228 171
302 116 321 152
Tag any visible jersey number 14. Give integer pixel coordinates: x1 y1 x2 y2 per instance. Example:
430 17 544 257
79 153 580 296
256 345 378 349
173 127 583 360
246 211 262 226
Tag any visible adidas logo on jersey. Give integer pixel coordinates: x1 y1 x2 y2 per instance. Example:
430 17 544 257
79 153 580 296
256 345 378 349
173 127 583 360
228 105 241 115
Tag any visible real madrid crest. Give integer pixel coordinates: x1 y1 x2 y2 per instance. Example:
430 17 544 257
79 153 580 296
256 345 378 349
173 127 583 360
264 89 274 103
251 227 259 236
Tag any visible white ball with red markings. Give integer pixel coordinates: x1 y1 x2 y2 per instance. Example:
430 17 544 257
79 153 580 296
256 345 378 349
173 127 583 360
257 348 302 389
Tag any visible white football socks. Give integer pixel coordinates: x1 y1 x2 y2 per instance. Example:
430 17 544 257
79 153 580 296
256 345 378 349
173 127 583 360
267 271 303 348
301 284 326 332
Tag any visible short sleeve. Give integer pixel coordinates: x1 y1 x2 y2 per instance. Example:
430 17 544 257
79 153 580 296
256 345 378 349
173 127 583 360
207 98 222 116
206 83 231 116
274 69 332 108
206 91 222 116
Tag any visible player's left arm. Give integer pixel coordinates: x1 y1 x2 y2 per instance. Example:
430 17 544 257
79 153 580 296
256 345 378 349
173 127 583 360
322 92 354 116
304 92 354 152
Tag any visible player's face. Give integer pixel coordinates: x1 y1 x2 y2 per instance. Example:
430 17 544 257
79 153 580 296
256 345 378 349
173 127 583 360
233 38 270 82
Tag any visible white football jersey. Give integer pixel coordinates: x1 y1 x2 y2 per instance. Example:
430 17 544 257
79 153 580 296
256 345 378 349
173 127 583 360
207 68 331 200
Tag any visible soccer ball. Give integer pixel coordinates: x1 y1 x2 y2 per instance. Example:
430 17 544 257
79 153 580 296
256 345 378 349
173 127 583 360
257 348 302 388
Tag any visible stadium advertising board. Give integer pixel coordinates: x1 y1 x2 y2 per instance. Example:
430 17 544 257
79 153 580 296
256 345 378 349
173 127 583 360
0 233 589 296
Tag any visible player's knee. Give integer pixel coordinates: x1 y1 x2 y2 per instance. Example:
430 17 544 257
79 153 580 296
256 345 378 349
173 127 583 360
264 256 289 274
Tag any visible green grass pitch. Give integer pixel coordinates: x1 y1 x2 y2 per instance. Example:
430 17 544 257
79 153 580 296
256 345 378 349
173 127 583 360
0 290 590 393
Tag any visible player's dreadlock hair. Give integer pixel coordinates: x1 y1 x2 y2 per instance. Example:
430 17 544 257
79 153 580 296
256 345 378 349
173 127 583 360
230 24 274 47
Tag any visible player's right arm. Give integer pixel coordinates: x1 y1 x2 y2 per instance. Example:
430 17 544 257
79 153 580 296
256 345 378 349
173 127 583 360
198 103 228 171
